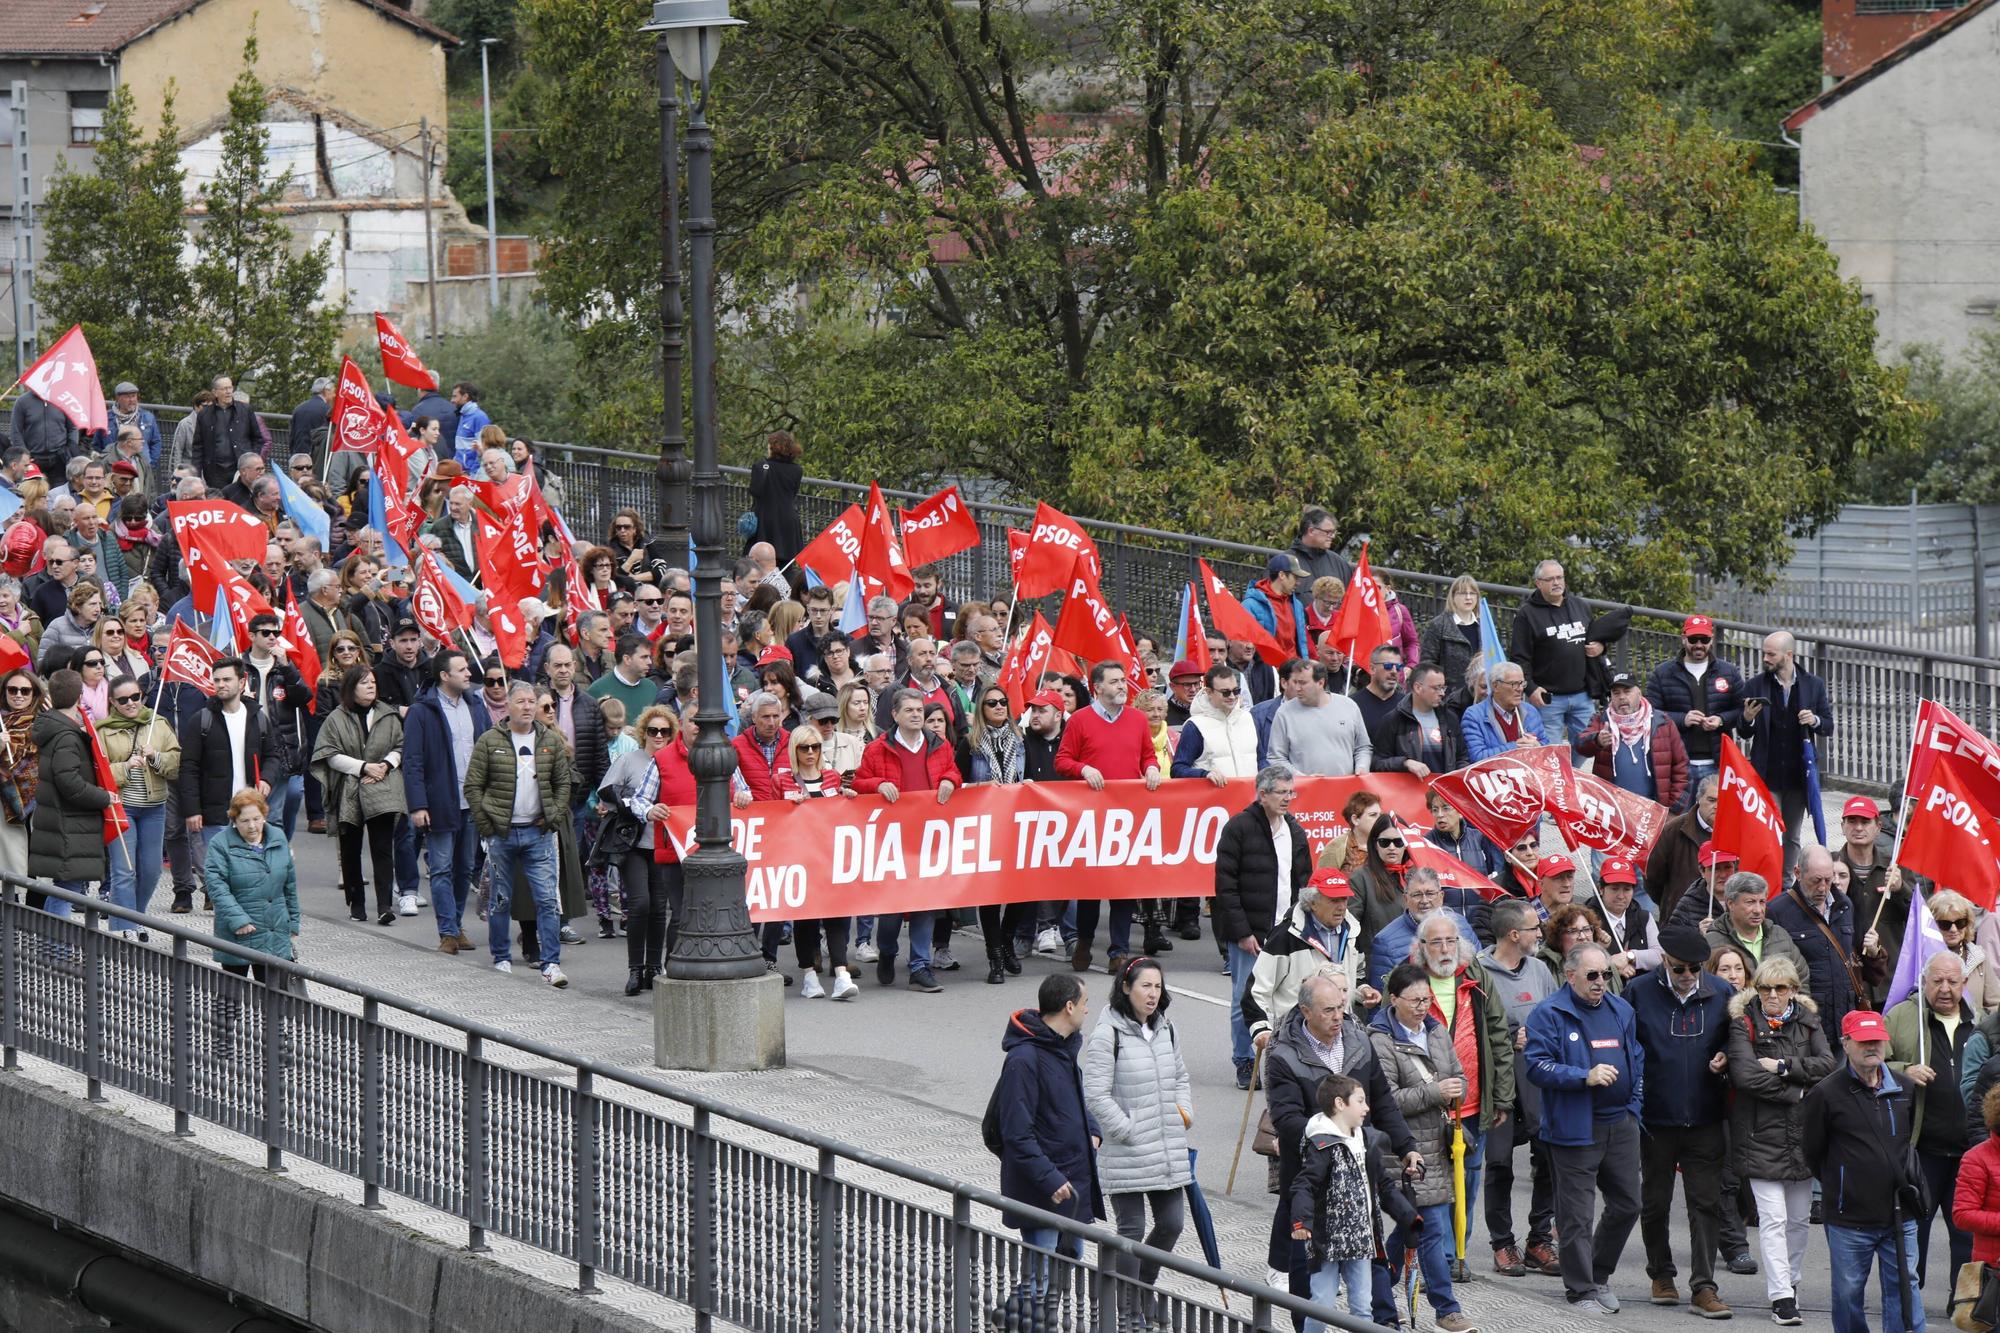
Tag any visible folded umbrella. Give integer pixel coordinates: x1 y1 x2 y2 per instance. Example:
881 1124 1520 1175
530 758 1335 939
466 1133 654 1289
1184 1147 1229 1309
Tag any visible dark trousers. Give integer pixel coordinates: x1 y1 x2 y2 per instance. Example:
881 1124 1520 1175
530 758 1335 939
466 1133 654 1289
1917 1148 1972 1287
618 850 672 972
795 917 849 970
1485 1097 1555 1251
1073 899 1134 957
1640 1120 1727 1295
301 708 325 822
338 813 399 916
978 902 1032 949
1550 1116 1642 1299
1719 1142 1751 1257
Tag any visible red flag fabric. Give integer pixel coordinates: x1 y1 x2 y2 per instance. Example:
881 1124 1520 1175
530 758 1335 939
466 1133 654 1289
160 618 224 695
795 503 866 588
1051 555 1128 667
856 482 913 602
213 564 278 653
13 325 107 436
376 410 429 550
0 637 28 677
1714 735 1786 893
413 549 478 645
1900 749 2000 910
331 356 383 453
1553 771 1671 863
898 485 982 568
1014 503 1102 601
1429 747 1579 853
78 712 130 844
167 499 272 604
374 312 437 391
997 611 1057 714
1327 541 1392 667
1908 700 2000 832
282 585 322 709
1399 824 1507 901
472 501 547 606
1116 616 1150 690
1179 583 1213 675
1196 558 1289 668
1007 529 1030 588
488 598 528 671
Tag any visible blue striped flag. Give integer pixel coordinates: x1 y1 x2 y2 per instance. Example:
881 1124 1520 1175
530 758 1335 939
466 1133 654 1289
274 468 329 551
368 470 409 568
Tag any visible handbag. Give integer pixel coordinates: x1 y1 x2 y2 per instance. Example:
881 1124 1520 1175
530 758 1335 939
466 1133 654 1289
1253 1108 1278 1159
1951 1260 1998 1332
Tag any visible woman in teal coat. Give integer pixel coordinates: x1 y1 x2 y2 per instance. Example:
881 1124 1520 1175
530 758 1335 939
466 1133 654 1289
203 787 302 986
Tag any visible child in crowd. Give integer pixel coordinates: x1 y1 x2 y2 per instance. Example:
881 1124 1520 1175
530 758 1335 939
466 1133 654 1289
1289 1074 1420 1330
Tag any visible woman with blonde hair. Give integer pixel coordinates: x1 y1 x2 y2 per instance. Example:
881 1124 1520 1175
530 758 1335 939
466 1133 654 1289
595 703 682 994
827 680 874 777
776 722 856 999
1420 575 1484 700
1304 576 1343 643
766 598 805 645
94 615 150 687
1931 888 2000 1012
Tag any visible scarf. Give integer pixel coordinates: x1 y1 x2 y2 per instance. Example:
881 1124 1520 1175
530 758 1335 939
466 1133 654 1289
1608 698 1654 751
977 720 1023 785
115 519 159 553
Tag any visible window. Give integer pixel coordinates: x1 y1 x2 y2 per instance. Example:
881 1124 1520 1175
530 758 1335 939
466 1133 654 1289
1855 0 1968 12
68 90 108 146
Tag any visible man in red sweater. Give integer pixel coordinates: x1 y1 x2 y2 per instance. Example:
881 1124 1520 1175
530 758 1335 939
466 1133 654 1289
852 687 961 992
1055 661 1163 973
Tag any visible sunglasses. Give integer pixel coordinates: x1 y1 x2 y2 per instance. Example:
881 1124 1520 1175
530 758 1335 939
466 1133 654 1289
1666 962 1701 975
253 627 281 637
82 658 104 668
644 726 673 737
1578 970 1611 983
1214 687 1241 698
103 625 123 635
484 677 506 688
983 698 1008 708
113 693 141 705
1377 838 1406 849
3 686 31 697
638 597 663 606
1684 635 1712 645
797 743 822 753
1941 918 1971 930
1756 983 1794 994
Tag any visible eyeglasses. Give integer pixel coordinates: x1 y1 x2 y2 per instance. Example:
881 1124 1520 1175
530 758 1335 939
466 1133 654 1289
335 644 360 655
1941 918 1971 930
1578 970 1610 982
1214 687 1240 698
113 692 140 704
46 557 71 567
797 743 822 753
1378 663 1406 673
1396 991 1430 1006
645 726 673 737
1755 984 1792 995
1666 962 1700 975
103 625 123 635
614 523 636 532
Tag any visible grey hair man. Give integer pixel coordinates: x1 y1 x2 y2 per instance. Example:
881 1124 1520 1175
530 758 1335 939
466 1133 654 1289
1480 895 1560 1276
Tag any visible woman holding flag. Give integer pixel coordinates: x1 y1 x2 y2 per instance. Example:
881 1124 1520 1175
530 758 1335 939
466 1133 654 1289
100 676 180 937
25 668 116 920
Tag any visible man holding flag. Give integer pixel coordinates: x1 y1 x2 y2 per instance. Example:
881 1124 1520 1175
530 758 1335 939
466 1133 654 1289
25 669 117 920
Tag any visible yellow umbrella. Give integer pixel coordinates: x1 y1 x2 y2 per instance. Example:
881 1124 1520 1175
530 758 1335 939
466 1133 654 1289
1451 1118 1468 1265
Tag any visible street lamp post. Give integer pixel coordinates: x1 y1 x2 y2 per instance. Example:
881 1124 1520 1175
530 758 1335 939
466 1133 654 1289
479 38 501 313
655 35 690 564
642 0 780 1072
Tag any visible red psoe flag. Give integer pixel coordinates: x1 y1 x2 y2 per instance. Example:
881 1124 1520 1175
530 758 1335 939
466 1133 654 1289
1328 540 1392 667
997 611 1056 715
283 585 323 709
167 499 273 605
1900 750 2000 910
1178 582 1213 675
1007 529 1030 588
1907 699 2000 831
0 637 28 677
1429 747 1578 853
1196 558 1288 668
796 503 866 589
374 312 437 390
13 324 107 435
213 564 278 653
898 485 981 568
412 548 477 644
79 712 130 844
1714 735 1786 893
857 482 913 602
160 618 225 695
1051 555 1128 667
1014 503 1101 601
331 356 383 453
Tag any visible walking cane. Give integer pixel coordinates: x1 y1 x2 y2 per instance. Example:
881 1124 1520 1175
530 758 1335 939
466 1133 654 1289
1225 1047 1264 1194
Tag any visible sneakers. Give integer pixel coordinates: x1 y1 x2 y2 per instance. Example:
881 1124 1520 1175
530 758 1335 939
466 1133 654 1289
1691 1288 1732 1320
908 968 943 993
1771 1298 1801 1326
558 925 584 945
829 968 858 1001
1653 1278 1681 1306
799 970 825 999
1524 1242 1561 1275
398 893 419 917
1567 1289 1618 1315
851 941 880 963
1594 1287 1620 1314
1033 927 1063 957
932 946 960 972
493 959 513 975
1235 1058 1254 1091
542 963 568 988
1435 1315 1478 1333
1724 1253 1759 1277
1491 1246 1525 1277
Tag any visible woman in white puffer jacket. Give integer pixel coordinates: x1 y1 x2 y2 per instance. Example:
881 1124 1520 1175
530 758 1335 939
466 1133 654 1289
1082 955 1194 1332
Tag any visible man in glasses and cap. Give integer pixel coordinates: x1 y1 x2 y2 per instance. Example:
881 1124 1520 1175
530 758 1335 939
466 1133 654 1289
1644 615 1744 811
1524 938 1644 1314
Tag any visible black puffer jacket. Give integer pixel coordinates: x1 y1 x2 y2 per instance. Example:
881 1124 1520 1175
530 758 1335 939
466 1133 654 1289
1726 990 1837 1181
1370 692 1466 775
1211 802 1312 947
1767 885 1867 1034
27 711 111 883
1644 654 1746 765
1418 613 1481 701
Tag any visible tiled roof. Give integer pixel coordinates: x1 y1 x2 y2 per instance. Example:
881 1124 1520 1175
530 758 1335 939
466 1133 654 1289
0 0 457 57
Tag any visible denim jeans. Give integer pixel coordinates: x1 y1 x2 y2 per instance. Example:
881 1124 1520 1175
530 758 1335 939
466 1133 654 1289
271 774 305 840
1373 1200 1461 1320
875 911 934 975
1226 940 1257 1065
1546 690 1596 751
1306 1255 1371 1328
106 802 167 931
1826 1220 1925 1333
1012 1224 1083 1302
1455 1119 1486 1233
424 820 479 941
1681 760 1718 813
35 878 86 919
485 824 562 968
395 815 424 899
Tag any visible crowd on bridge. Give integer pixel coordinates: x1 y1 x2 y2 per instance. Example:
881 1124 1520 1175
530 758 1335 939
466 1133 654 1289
5 364 1998 1333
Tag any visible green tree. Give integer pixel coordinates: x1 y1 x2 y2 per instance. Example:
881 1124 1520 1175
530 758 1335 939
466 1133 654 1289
1848 336 2000 504
186 35 341 409
1668 0 1820 184
35 84 198 402
1062 65 1920 604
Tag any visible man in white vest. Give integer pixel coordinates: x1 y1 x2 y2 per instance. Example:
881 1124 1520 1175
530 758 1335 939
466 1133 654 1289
1169 663 1261 783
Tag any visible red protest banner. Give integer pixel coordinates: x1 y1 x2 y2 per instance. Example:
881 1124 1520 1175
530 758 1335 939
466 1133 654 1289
898 485 981 567
1552 770 1671 863
1015 503 1102 600
662 773 1433 922
374 312 437 390
1427 747 1577 851
796 503 866 589
1900 750 2000 909
1197 558 1288 668
1714 735 1786 892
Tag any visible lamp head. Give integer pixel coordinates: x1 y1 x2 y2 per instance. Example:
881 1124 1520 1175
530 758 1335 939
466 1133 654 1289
642 0 744 83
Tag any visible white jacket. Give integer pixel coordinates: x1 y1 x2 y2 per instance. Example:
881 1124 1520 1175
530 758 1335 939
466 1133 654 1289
1184 691 1259 780
1081 1008 1193 1195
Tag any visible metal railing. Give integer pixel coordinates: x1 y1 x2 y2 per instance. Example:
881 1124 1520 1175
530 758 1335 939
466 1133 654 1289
112 403 1999 793
0 877 1377 1333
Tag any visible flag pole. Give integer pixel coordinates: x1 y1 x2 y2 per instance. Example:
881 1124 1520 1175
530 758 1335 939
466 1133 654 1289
1866 701 1929 939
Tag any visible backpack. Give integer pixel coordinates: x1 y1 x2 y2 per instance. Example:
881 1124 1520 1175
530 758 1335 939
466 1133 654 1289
981 1081 1005 1156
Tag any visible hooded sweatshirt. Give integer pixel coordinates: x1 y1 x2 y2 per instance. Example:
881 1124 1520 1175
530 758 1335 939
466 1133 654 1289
1509 588 1591 698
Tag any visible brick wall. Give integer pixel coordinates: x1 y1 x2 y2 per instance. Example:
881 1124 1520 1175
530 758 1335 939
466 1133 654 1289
443 236 537 276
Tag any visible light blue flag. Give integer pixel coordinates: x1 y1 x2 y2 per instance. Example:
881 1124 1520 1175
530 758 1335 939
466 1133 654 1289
836 570 867 635
717 647 740 737
274 468 329 551
800 564 824 590
0 487 20 527
368 470 409 568
435 557 482 607
208 582 236 653
1171 582 1195 665
1477 596 1507 679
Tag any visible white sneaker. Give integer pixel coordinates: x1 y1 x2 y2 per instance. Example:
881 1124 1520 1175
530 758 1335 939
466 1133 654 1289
851 941 879 963
542 963 568 988
493 959 512 975
1033 927 1063 957
799 970 825 999
397 893 419 917
830 968 857 1001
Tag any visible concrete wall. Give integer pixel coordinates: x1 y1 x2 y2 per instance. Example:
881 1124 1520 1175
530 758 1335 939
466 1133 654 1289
0 1076 657 1333
402 270 541 337
1798 0 2000 359
0 65 118 214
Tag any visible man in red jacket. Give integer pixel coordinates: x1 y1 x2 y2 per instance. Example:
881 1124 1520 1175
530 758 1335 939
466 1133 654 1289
733 690 791 976
1055 661 1163 974
853 687 961 992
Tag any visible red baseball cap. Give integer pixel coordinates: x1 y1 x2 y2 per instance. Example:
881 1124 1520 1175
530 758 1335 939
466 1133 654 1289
1842 1011 1890 1043
756 644 794 666
1310 867 1354 899
18 461 42 482
1028 689 1064 709
1538 854 1576 878
1600 857 1638 885
1696 840 1738 868
1683 614 1715 638
1843 795 1881 821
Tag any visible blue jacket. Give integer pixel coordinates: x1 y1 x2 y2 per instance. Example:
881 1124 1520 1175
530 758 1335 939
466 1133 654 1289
455 400 492 448
1242 582 1310 657
995 1008 1103 1229
204 827 301 969
1365 908 1479 993
93 405 162 465
1459 697 1550 763
1624 965 1735 1127
1523 984 1644 1146
402 685 493 832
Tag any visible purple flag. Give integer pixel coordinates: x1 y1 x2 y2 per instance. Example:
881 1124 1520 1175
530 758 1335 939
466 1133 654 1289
1884 887 1944 1011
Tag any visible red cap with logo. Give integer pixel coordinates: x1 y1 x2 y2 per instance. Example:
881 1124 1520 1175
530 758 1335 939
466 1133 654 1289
1843 795 1880 820
1600 857 1638 885
1842 1011 1890 1042
1696 840 1738 868
1538 853 1576 878
1683 614 1715 638
1310 867 1354 899
1028 689 1064 710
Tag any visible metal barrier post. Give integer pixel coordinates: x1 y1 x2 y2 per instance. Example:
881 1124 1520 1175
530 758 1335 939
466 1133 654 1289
465 1033 489 1252
83 908 104 1102
576 1068 600 1294
950 1192 972 1333
1094 1239 1118 1333
813 1147 840 1332
691 1107 715 1329
1 880 16 1070
361 997 384 1209
261 975 284 1172
169 937 190 1135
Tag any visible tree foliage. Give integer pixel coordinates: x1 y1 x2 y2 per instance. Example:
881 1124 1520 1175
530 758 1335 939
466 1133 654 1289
1848 336 2000 505
1667 0 1820 184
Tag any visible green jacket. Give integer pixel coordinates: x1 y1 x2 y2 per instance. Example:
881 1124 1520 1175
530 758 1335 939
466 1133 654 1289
204 827 301 969
463 721 574 839
1886 993 1981 1146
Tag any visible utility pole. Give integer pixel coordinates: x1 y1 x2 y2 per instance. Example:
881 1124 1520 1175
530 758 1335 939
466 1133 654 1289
9 81 36 380
480 39 500 313
420 116 439 346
